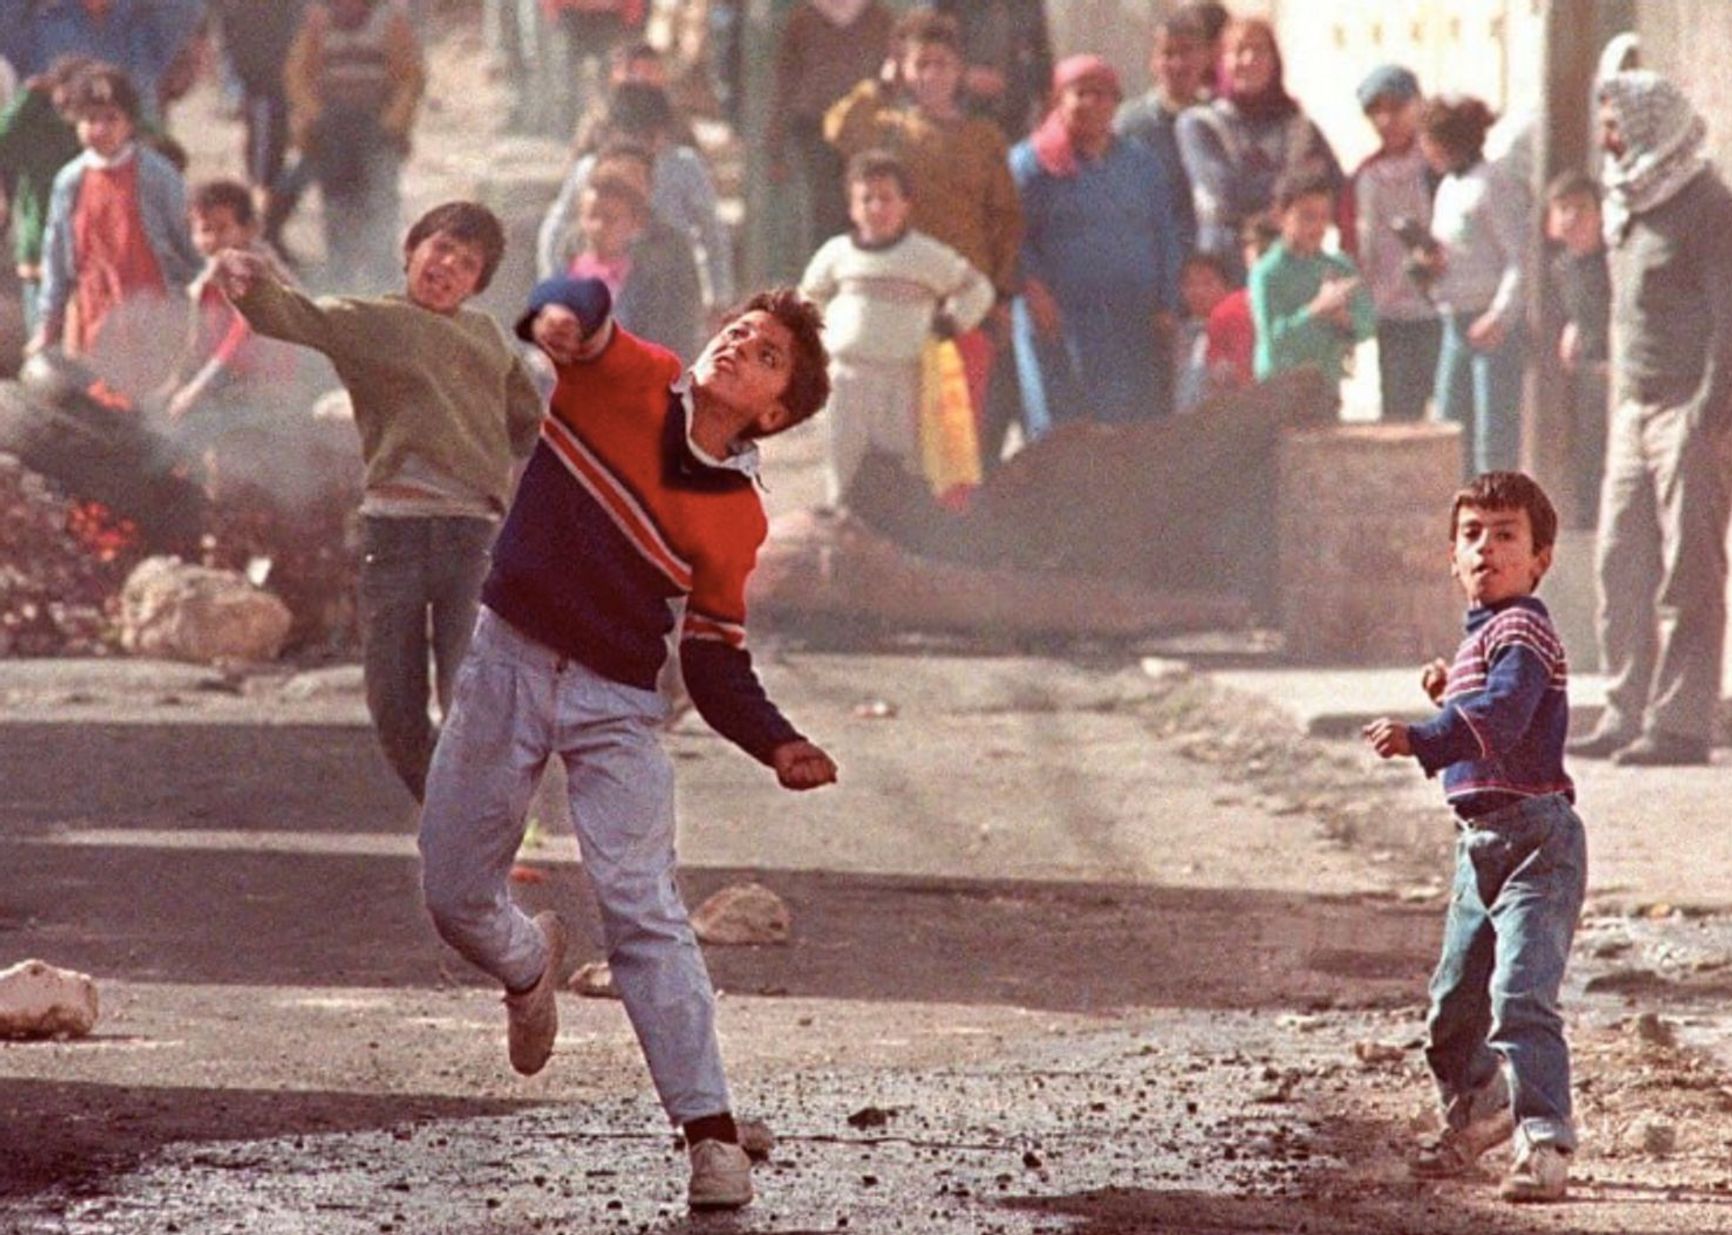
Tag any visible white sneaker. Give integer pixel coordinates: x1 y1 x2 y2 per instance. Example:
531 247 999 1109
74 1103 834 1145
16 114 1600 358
504 911 566 1076
1410 1107 1515 1178
1500 1142 1568 1203
688 1139 753 1210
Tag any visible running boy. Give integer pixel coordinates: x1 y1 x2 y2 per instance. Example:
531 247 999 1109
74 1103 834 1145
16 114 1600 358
416 276 838 1212
1362 471 1585 1205
215 201 544 803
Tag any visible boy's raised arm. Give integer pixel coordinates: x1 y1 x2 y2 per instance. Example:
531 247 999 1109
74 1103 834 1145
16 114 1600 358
216 247 341 355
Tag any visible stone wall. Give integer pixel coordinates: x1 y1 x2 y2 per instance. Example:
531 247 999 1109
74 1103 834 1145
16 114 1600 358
1277 423 1464 665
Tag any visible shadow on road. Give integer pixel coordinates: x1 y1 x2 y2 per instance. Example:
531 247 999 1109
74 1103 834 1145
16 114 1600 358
4 829 1439 1010
0 1079 540 1203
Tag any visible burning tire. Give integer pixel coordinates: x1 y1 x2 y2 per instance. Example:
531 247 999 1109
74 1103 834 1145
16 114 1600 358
0 354 205 552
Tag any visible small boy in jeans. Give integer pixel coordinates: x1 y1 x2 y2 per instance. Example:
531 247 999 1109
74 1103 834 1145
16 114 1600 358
1363 471 1586 1205
416 278 838 1211
215 202 544 803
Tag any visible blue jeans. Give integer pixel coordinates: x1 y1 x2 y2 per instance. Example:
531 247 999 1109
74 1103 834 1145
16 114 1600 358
359 515 496 801
1426 793 1587 1152
419 607 732 1124
1434 311 1526 477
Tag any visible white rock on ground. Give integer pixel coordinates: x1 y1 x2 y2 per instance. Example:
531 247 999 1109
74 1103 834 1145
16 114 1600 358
0 959 99 1039
120 556 293 664
691 882 791 946
567 961 618 999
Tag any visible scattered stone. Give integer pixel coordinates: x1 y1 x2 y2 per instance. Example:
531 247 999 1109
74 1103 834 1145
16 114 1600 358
567 961 618 999
1352 1041 1408 1067
692 882 791 946
737 1118 776 1162
1631 1012 1677 1049
1398 884 1444 904
851 699 898 719
1277 1014 1325 1033
119 556 292 664
1592 937 1634 960
1628 1117 1678 1156
846 1106 893 1130
1021 1150 1043 1170
0 959 99 1039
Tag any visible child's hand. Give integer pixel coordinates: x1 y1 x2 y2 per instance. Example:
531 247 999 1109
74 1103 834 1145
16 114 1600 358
531 303 610 364
1558 321 1582 370
1421 657 1449 705
1023 279 1063 338
1309 276 1359 321
1467 311 1507 351
771 739 838 791
1361 718 1413 759
213 248 268 302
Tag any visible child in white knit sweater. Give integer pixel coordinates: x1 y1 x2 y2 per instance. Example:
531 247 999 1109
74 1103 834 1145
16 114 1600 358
799 149 993 506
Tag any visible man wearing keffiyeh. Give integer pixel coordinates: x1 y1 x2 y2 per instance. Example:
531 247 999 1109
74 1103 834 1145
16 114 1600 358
1568 68 1732 768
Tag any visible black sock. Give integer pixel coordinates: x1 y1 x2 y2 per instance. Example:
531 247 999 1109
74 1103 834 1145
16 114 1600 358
683 1112 738 1146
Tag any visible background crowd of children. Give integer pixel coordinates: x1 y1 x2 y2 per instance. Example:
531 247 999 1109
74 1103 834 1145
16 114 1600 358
0 1 1623 522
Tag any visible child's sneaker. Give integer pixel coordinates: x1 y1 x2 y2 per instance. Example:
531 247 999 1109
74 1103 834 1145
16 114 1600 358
504 911 566 1076
1410 1108 1516 1178
688 1139 753 1210
1499 1142 1568 1203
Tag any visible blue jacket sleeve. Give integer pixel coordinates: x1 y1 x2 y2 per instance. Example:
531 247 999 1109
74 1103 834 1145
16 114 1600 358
1407 644 1552 778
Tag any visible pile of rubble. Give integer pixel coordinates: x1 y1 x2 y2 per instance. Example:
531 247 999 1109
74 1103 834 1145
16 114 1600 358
0 456 144 657
0 420 362 661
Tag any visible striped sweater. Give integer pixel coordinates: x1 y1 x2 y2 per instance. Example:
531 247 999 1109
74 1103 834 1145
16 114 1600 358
1407 595 1574 819
481 327 801 764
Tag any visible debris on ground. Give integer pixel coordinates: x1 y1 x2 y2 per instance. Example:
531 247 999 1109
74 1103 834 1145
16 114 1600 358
119 557 294 664
0 959 99 1040
567 961 617 999
692 881 792 946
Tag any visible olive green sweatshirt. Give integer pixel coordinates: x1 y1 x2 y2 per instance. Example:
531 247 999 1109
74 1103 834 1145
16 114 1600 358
235 277 544 512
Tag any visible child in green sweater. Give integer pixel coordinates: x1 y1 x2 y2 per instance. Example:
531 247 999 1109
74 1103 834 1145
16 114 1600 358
1249 167 1375 387
215 201 544 802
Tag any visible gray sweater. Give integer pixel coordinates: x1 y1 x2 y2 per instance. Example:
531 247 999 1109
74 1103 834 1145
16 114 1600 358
1610 168 1732 431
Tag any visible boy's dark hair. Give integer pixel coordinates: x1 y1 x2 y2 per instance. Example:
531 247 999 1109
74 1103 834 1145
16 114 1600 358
892 10 963 56
721 288 830 432
1419 95 1497 167
1545 169 1601 207
1239 211 1282 256
1158 11 1209 43
1176 0 1231 43
845 149 913 199
1273 164 1336 213
37 54 97 96
64 64 140 121
191 179 256 226
1181 251 1234 285
403 201 507 292
1449 471 1559 554
606 82 676 141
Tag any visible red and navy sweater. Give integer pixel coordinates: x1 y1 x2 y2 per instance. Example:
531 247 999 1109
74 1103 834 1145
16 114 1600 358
482 327 801 764
1407 595 1574 820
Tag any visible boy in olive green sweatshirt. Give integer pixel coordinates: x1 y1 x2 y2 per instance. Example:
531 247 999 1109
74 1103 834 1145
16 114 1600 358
216 200 544 801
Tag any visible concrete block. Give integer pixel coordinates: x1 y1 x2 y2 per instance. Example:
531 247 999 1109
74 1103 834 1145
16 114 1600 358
1277 423 1463 665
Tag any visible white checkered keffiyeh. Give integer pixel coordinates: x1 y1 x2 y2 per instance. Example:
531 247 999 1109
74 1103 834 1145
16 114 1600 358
1599 70 1709 242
